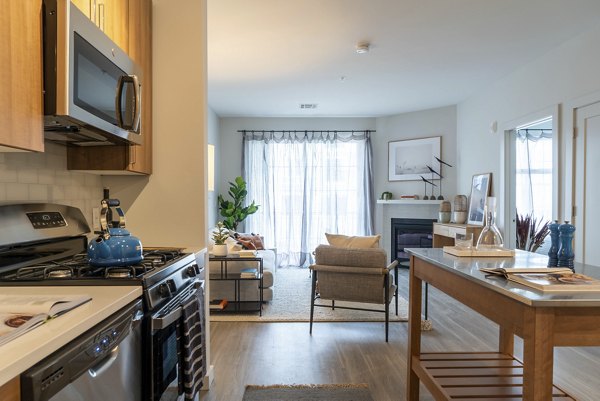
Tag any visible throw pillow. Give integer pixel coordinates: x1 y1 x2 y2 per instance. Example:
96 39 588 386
325 233 381 249
235 234 265 250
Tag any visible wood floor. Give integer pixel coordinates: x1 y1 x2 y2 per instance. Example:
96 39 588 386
200 268 600 401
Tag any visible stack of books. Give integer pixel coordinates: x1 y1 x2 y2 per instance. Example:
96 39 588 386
209 299 228 310
240 268 258 278
479 266 600 292
238 250 257 257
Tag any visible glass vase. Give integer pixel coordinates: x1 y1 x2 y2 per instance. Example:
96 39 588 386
476 197 504 250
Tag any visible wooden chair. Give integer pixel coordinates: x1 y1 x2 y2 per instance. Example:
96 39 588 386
309 244 398 342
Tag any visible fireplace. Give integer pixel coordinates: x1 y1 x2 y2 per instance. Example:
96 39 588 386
391 218 436 268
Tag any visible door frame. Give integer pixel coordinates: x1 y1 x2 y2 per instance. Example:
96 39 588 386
566 90 600 262
499 105 560 249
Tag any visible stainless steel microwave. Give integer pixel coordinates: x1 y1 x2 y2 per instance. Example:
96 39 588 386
43 0 143 146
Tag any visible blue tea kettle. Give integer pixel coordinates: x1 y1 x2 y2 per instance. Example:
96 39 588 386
88 198 143 267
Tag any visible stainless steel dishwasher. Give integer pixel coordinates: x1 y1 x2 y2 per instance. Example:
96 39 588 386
21 299 143 401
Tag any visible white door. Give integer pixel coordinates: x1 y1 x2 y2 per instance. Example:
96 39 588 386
574 101 600 266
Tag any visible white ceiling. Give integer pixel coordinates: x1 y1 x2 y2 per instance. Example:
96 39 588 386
207 0 600 118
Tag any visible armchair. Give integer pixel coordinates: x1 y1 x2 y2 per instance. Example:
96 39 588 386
309 244 399 341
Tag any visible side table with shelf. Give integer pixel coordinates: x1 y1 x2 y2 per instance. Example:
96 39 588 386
209 255 263 316
433 223 483 248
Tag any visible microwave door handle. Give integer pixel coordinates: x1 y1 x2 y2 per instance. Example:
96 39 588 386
115 75 141 132
131 75 141 133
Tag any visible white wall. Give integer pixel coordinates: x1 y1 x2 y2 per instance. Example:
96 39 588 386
0 143 103 227
207 107 219 228
371 105 457 258
457 24 600 232
103 0 208 248
373 105 457 201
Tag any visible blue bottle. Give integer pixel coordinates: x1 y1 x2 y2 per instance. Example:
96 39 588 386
557 221 576 269
547 220 560 267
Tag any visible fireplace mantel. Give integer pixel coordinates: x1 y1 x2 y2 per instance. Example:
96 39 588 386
377 200 442 205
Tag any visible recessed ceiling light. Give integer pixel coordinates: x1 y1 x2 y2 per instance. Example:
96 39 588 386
355 42 370 54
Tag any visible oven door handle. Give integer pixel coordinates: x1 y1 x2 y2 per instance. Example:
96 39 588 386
88 345 119 378
151 306 182 331
151 280 202 331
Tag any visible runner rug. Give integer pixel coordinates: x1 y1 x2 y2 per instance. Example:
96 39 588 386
242 384 374 401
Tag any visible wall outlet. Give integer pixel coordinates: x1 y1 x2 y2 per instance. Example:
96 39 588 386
92 208 100 231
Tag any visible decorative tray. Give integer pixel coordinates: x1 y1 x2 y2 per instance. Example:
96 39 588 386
443 246 515 257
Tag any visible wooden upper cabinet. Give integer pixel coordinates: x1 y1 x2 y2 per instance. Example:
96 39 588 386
67 0 151 174
0 0 44 152
0 376 20 401
100 0 129 53
71 0 129 53
127 0 152 174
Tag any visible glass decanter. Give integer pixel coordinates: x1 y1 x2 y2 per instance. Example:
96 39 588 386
476 196 504 250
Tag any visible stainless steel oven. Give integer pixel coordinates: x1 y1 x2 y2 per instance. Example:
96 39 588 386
0 203 208 401
21 300 143 401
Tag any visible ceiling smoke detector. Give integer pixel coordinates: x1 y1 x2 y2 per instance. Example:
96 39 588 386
300 103 318 109
355 42 370 54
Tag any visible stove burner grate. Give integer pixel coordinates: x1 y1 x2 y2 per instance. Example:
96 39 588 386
1 248 185 282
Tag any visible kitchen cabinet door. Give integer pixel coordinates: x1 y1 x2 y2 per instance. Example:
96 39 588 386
0 0 44 152
67 0 151 174
0 376 20 401
72 0 129 53
100 0 129 53
126 0 152 174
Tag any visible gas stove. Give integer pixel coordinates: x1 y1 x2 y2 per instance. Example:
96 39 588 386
0 203 205 308
2 203 208 401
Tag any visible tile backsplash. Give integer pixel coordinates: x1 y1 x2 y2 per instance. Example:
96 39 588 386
0 143 104 227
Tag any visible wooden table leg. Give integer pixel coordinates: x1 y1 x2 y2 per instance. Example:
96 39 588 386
407 255 422 401
498 326 514 356
522 308 554 400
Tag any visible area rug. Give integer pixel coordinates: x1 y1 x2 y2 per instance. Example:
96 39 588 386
210 268 409 322
242 384 374 401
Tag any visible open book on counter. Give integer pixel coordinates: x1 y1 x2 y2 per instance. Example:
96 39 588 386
0 294 91 347
479 267 600 292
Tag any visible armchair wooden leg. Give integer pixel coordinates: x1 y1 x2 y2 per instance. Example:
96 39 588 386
332 300 335 310
310 270 317 334
394 265 399 316
385 274 390 342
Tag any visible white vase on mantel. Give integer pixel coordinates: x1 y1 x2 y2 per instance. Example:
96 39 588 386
213 244 228 257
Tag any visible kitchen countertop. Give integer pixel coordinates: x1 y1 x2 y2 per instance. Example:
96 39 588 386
0 285 142 387
407 248 600 307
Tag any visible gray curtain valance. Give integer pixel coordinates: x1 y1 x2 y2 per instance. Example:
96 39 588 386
240 130 372 143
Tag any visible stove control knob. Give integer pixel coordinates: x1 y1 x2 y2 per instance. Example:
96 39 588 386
186 265 199 277
159 283 171 298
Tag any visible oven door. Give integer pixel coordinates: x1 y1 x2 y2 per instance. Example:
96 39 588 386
149 280 204 401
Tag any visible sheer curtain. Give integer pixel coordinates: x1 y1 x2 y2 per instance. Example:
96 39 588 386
242 131 375 267
515 129 553 220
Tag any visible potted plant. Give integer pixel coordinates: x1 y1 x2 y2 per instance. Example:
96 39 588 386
212 221 230 256
217 176 259 231
516 211 550 253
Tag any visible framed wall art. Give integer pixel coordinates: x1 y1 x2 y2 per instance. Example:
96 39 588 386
467 173 492 226
388 136 441 181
